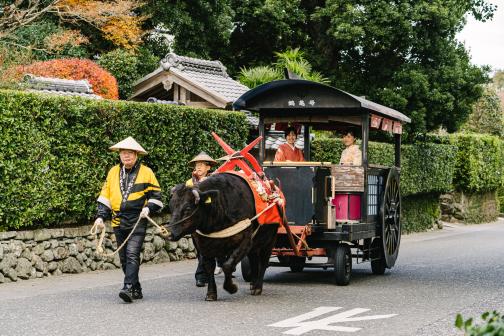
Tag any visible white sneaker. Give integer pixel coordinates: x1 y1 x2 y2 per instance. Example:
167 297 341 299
214 266 223 275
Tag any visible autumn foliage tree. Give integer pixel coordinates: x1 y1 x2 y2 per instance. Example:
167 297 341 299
0 0 147 55
13 58 119 99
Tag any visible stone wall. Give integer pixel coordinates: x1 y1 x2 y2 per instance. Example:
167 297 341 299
440 190 499 224
0 217 196 284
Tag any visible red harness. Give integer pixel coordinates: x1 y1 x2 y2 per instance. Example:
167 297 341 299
212 132 285 226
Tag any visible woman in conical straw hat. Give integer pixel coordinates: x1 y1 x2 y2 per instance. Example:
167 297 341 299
94 136 163 303
186 151 217 187
184 152 226 285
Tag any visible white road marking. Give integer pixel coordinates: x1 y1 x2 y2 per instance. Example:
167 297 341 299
268 306 397 335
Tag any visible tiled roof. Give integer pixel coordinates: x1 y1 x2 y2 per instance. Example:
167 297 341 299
146 97 184 105
23 74 102 99
160 53 249 102
264 131 305 150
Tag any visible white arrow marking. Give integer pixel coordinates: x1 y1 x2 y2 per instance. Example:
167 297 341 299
268 306 397 335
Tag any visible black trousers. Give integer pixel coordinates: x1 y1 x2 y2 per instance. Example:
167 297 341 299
114 225 146 287
195 252 226 281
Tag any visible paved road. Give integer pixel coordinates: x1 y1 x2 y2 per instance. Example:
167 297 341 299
1 221 504 336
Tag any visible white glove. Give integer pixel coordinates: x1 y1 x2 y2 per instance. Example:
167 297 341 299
140 207 150 218
94 217 105 230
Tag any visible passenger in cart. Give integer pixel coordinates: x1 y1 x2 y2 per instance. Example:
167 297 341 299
340 130 362 166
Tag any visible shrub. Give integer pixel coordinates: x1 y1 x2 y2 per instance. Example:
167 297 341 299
450 133 504 193
0 90 248 230
13 59 119 99
402 194 440 233
456 311 504 336
97 48 159 99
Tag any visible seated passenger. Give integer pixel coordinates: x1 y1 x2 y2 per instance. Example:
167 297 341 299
340 130 362 166
274 127 305 162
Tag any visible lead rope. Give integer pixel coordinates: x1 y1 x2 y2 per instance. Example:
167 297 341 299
89 215 168 257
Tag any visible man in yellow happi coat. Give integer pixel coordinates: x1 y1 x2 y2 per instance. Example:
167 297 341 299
94 136 163 303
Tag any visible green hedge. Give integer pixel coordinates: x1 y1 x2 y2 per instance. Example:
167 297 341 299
402 194 441 233
0 90 248 230
449 133 504 193
311 138 456 196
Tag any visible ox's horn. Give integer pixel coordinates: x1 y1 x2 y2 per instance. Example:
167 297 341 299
192 189 200 204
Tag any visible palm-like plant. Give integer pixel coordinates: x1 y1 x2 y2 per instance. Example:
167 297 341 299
239 48 330 88
238 65 282 88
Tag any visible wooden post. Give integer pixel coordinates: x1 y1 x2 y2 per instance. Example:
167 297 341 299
303 124 310 161
259 116 265 164
180 86 186 104
173 83 179 102
361 113 369 222
394 133 401 168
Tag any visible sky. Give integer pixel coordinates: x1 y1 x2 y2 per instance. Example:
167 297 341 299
457 0 504 71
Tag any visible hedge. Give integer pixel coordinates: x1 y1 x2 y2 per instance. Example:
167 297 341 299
449 133 504 193
0 90 248 230
311 138 457 196
402 194 441 233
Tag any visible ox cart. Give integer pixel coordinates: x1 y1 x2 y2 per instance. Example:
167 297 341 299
233 79 411 285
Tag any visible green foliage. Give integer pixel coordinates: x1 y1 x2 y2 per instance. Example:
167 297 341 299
450 133 504 192
462 86 504 136
97 48 159 99
499 188 504 214
239 48 329 88
311 138 456 196
0 90 248 230
238 66 282 89
402 194 440 233
143 0 235 60
456 311 504 336
146 0 493 134
457 190 499 224
493 70 504 91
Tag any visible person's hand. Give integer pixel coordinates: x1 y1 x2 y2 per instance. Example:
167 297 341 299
140 207 150 218
94 217 105 230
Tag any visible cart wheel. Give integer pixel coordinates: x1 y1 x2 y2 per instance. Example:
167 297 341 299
380 167 401 268
333 244 352 286
241 256 252 282
370 238 386 275
289 256 306 272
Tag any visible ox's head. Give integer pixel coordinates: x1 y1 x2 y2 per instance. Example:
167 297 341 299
166 184 219 241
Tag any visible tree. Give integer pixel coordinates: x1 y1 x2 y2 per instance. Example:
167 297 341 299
0 0 147 58
493 70 504 92
142 0 496 134
462 86 504 136
97 48 159 99
142 0 234 59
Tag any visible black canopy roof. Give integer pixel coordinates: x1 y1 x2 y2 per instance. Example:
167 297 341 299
233 79 411 124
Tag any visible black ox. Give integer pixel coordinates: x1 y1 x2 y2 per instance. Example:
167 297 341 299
166 173 279 301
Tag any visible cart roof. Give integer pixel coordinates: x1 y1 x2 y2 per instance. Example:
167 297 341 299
233 79 411 124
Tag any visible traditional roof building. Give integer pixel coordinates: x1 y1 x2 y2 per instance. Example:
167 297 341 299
130 53 249 109
23 74 102 99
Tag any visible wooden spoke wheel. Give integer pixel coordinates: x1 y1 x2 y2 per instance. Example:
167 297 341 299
333 244 352 286
240 256 252 282
380 167 401 268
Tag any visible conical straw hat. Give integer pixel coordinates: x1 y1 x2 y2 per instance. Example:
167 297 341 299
109 136 148 155
188 152 217 166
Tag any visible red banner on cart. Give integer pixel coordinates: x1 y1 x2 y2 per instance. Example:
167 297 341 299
370 114 382 128
393 121 403 134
